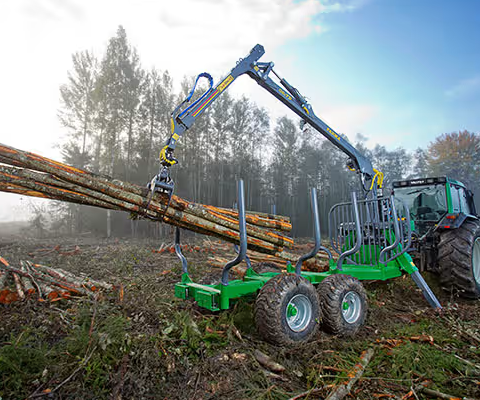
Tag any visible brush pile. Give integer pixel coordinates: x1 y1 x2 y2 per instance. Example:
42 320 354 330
0 256 115 304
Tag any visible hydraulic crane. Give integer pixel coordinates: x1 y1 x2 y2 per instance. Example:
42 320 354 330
148 44 384 199
151 44 442 346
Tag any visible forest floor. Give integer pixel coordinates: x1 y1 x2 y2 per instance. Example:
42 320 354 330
0 233 479 400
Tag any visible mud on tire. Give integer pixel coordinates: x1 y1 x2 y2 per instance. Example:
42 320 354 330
254 274 320 345
438 219 480 299
317 274 367 336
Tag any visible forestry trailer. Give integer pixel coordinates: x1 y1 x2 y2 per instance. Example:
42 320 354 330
393 177 480 298
147 44 462 345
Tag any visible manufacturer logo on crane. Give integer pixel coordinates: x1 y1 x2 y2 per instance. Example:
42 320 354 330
217 75 234 92
278 88 293 101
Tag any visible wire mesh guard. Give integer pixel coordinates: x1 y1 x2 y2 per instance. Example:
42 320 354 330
328 193 412 268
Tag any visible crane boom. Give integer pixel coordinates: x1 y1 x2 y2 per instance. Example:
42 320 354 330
151 44 382 197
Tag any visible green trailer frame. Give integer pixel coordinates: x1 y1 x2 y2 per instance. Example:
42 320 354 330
175 255 418 311
173 181 441 312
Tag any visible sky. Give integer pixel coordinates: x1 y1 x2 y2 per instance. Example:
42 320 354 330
0 0 479 221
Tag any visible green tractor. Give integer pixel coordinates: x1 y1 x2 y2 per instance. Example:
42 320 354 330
393 177 480 298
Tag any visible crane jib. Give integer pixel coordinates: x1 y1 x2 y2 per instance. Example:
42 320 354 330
155 43 378 197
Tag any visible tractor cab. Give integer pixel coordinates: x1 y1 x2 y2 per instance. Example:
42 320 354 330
392 177 477 237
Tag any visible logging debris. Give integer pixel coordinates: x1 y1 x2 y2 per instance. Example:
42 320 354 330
325 348 375 400
0 255 115 303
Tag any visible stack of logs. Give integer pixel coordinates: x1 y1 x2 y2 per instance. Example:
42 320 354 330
206 241 330 273
154 239 330 273
0 143 327 270
0 256 114 304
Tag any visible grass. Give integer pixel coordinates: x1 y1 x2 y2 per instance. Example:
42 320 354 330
1 237 479 399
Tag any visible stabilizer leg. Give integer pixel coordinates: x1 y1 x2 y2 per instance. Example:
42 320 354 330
410 270 442 309
174 227 188 274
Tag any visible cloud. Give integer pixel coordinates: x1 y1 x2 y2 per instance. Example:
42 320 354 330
1 0 364 79
21 0 85 22
317 103 380 148
445 74 480 98
0 0 366 221
322 0 372 13
322 103 379 132
141 0 354 75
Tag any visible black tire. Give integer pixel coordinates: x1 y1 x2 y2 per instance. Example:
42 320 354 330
254 274 320 345
317 274 367 336
438 219 480 299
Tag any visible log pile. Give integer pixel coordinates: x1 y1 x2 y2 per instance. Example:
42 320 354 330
0 143 293 254
205 240 330 273
0 256 114 304
153 239 330 272
0 143 330 269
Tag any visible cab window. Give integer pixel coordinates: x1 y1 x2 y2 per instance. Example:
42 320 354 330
394 184 447 220
450 185 461 213
459 188 471 214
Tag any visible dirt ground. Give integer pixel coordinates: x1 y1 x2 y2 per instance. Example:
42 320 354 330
1 233 479 400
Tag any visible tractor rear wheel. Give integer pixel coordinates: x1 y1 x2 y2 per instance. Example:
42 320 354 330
254 274 320 345
317 274 367 336
438 220 480 299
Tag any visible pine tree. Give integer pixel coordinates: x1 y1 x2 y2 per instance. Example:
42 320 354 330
94 25 145 236
269 116 299 220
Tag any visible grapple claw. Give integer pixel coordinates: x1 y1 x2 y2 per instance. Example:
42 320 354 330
146 166 175 222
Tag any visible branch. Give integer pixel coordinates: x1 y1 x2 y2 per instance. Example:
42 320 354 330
325 348 375 400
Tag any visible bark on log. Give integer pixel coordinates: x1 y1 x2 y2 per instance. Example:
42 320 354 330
215 205 291 222
0 143 299 258
0 162 292 252
203 205 292 232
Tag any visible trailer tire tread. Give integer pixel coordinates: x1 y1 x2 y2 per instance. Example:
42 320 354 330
254 274 320 345
317 274 367 336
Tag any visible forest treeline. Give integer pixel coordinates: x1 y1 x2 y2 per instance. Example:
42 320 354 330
51 26 480 238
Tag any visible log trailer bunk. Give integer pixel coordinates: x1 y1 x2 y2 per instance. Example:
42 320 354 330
149 44 442 345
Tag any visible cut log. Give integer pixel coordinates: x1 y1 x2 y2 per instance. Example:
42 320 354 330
0 143 294 255
0 143 343 271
